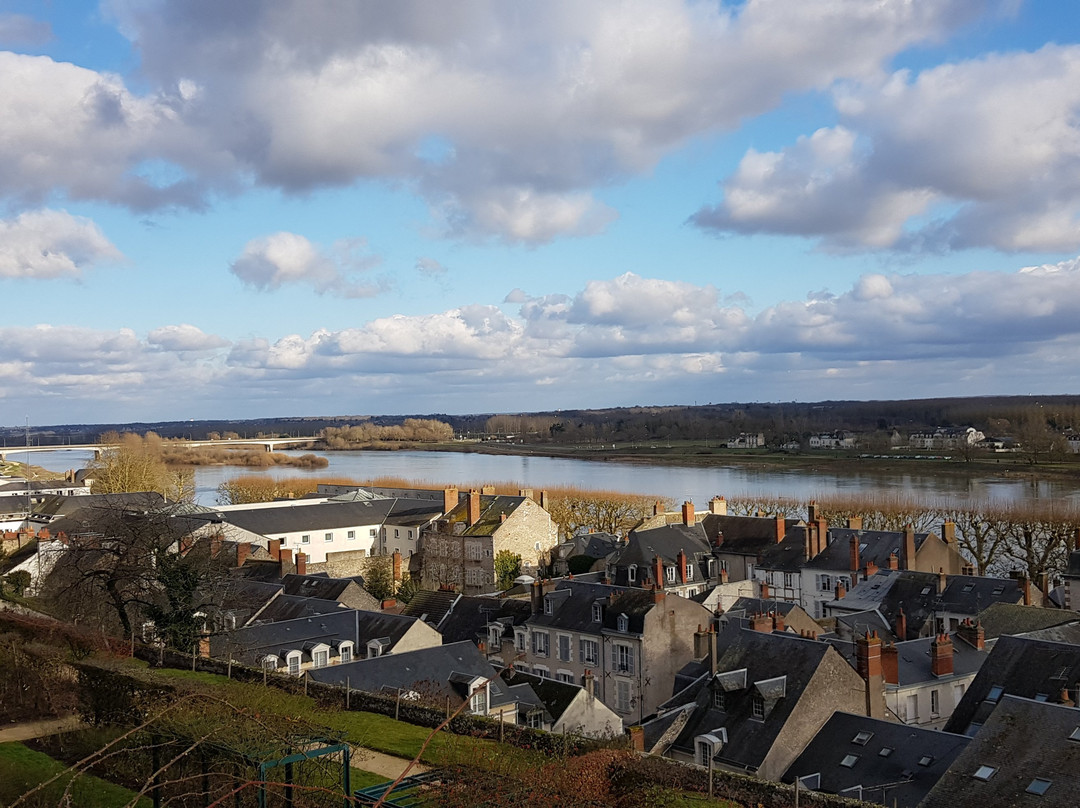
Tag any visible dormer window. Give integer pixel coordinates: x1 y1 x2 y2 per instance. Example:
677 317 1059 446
592 603 603 622
752 694 765 719
488 626 502 648
286 651 302 676
685 563 694 581
339 642 353 664
544 597 554 615
617 614 629 633
628 565 637 583
666 566 677 583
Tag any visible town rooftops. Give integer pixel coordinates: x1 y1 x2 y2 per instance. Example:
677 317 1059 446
440 494 529 537
802 527 934 571
615 523 711 567
34 492 166 521
783 711 969 808
700 513 802 555
975 602 1080 640
217 499 402 535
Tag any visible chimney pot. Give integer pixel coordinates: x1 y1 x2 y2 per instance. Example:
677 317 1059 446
931 633 954 677
468 489 481 526
295 552 307 576
682 501 695 526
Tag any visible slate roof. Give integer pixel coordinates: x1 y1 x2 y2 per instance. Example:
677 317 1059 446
35 492 165 521
829 632 988 687
754 529 814 572
783 712 969 808
499 667 581 722
725 597 799 617
280 573 355 601
434 595 531 645
526 581 660 635
700 514 800 556
803 528 933 572
306 640 500 703
614 523 711 567
557 532 621 560
648 625 836 772
944 634 1080 735
923 697 1080 808
0 494 28 515
975 602 1079 640
218 499 401 535
441 495 529 537
400 589 460 627
249 594 349 624
831 609 899 644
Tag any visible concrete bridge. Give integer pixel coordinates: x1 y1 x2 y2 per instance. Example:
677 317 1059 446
0 437 320 463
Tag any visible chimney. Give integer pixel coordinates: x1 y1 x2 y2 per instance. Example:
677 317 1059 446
941 521 957 545
887 552 899 571
808 501 818 523
835 580 847 600
628 725 645 753
531 580 544 614
881 643 899 684
1022 575 1032 606
468 489 481 526
895 607 908 641
720 568 729 585
938 568 948 595
519 488 533 501
956 618 985 650
856 631 886 718
268 539 281 561
749 613 773 633
481 485 495 495
236 542 250 568
710 496 727 516
392 550 402 583
295 552 307 576
382 598 397 610
1074 527 1080 552
901 526 916 570
962 564 975 576
654 501 663 517
760 581 771 601
500 513 507 523
654 556 664 589
677 549 688 583
443 486 458 515
709 628 719 675
693 625 710 659
772 611 785 632
198 634 211 659
776 515 787 544
849 535 860 572
816 518 829 555
803 525 813 560
682 501 695 526
847 516 863 531
931 634 954 677
583 669 595 699
864 560 878 578
279 548 293 576
539 490 549 511
652 585 666 604
1061 688 1075 708
1040 572 1050 606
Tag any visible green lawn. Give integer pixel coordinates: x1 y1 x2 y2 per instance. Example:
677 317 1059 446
0 742 151 808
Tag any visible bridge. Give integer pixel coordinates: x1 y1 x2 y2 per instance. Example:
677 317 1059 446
0 437 320 463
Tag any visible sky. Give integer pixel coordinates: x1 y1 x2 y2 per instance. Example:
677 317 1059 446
2 0 1080 426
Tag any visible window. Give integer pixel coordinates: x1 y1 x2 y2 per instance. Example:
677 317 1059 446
905 694 918 721
544 597 554 615
515 631 527 652
616 680 632 713
987 685 1004 702
840 755 859 768
784 572 795 588
752 694 765 720
325 532 333 542
666 566 676 583
580 638 599 665
263 656 278 671
287 653 301 676
470 686 487 714
556 671 574 683
347 530 355 540
712 690 725 710
533 666 549 679
612 643 635 674
339 643 352 664
918 756 934 767
878 747 893 758
954 683 966 704
617 614 629 633
557 634 572 662
818 574 832 592
313 649 328 668
301 534 310 544
628 565 637 582
852 731 873 746
1027 778 1052 796
973 766 996 781
532 631 549 657
408 530 414 538
931 689 940 716
592 603 603 622
697 740 712 767
370 528 377 536
394 529 400 538
686 563 694 581
526 711 543 729
488 627 502 648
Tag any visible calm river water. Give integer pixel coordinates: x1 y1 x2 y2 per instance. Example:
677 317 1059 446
22 448 1080 507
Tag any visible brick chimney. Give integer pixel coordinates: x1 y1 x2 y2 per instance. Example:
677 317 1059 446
236 542 250 568
776 515 787 544
1040 572 1051 607
808 501 818 523
583 669 595 699
772 611 785 632
628 725 645 752
531 580 544 614
710 496 727 516
887 552 899 571
901 526 916 570
382 598 397 610
1075 527 1080 551
938 568 947 595
931 634 954 677
268 538 281 561
519 488 533 501
749 613 772 632
682 501 695 526
392 550 402 583
847 516 863 530
280 548 293 576
760 581 771 601
295 552 307 576
677 549 688 583
539 490 549 511
720 568 729 584
481 485 495 495
652 585 666 604
864 560 878 578
1061 688 1075 707
849 535 860 572
1022 575 1032 606
468 489 481 526
941 521 957 545
653 556 665 589
803 525 813 560
443 486 458 515
816 518 829 555
653 501 663 517
881 643 899 684
835 580 846 600
855 631 886 718
895 607 908 641
956 618 985 650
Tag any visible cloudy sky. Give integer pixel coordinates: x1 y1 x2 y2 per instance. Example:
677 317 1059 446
2 0 1080 425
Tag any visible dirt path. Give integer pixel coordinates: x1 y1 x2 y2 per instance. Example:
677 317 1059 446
0 716 84 744
349 747 428 780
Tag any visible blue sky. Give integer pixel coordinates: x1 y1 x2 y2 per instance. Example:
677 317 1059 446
2 0 1080 425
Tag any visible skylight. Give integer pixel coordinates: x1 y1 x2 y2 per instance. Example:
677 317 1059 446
840 754 859 768
1027 778 1052 796
1068 727 1080 742
878 747 893 758
987 685 1004 702
918 756 934 767
921 587 932 595
963 584 974 593
973 765 996 781
852 731 873 746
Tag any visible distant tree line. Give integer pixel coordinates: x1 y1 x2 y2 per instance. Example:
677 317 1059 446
320 418 453 447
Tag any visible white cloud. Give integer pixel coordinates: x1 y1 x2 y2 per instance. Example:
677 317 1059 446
695 44 1080 252
147 324 229 352
229 232 385 298
0 209 122 279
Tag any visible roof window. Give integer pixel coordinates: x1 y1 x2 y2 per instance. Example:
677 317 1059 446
839 754 859 768
878 747 893 758
1026 778 1052 796
921 587 932 595
973 765 996 781
987 685 1004 702
851 731 873 746
918 756 934 767
963 583 974 593
1068 727 1080 742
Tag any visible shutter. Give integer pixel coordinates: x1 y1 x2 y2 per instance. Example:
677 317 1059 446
628 645 636 675
610 642 618 669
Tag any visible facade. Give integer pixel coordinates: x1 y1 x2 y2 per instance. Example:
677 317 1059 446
908 427 985 449
606 507 719 598
725 433 765 449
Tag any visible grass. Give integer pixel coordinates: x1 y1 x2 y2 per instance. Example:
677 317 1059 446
0 742 152 808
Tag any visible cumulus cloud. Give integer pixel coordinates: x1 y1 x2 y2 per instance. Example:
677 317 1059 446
147 324 230 352
230 232 386 298
695 44 1080 252
37 0 980 241
0 209 123 279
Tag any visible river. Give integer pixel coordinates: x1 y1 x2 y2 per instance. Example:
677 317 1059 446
19 448 1080 507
